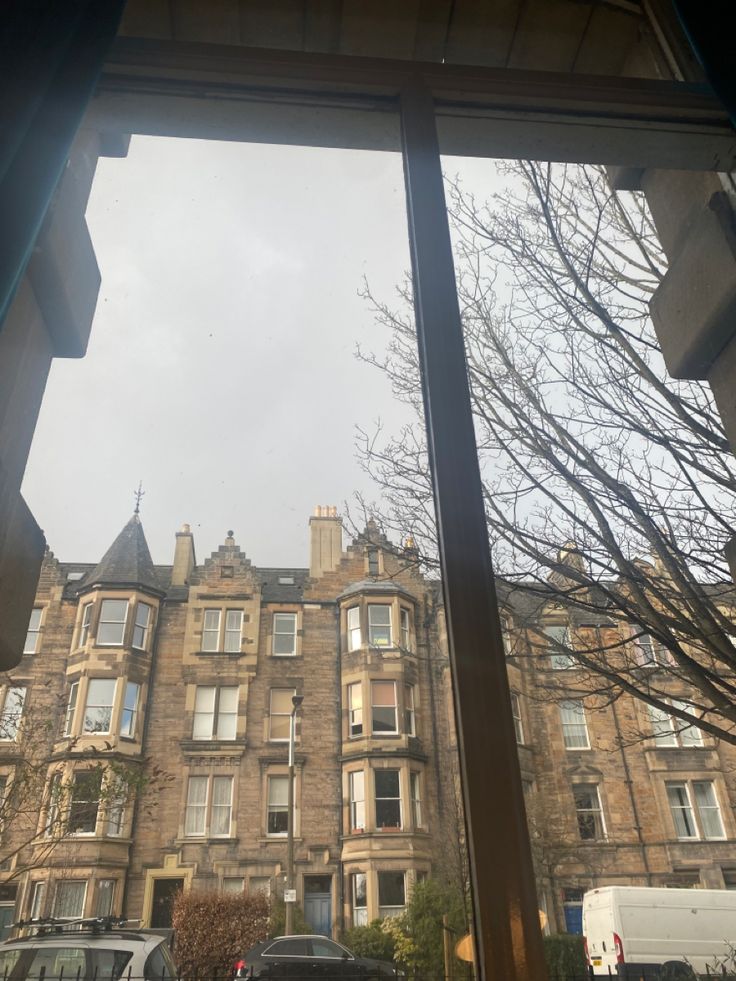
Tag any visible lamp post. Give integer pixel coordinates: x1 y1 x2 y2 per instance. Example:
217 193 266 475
285 693 303 936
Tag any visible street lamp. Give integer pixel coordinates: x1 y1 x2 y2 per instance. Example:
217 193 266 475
285 694 303 936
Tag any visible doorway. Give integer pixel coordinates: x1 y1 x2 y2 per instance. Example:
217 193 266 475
303 875 332 937
150 877 184 929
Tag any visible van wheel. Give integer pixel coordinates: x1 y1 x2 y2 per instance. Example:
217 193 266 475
660 962 696 980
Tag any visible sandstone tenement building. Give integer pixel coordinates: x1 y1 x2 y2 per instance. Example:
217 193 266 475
2 508 736 940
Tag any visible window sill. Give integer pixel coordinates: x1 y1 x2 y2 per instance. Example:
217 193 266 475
178 836 239 844
195 650 244 658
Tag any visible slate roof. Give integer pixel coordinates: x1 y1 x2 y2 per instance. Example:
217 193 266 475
80 514 163 594
257 567 309 603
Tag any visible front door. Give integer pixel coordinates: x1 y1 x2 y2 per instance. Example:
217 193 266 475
151 878 184 928
304 876 332 937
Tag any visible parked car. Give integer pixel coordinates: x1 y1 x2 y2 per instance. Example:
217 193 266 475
583 886 736 978
0 919 178 981
233 936 398 981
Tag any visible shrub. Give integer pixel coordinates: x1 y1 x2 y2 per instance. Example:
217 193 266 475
172 889 270 976
543 934 587 979
378 879 468 976
341 921 396 962
268 898 311 938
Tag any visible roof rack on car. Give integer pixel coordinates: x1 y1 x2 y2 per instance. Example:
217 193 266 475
12 916 138 936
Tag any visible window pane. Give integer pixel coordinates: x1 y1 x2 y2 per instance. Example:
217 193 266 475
24 608 42 653
368 605 392 646
267 775 289 835
223 877 244 893
98 600 128 645
347 607 361 650
120 682 140 738
249 877 271 896
273 613 297 655
202 609 221 651
350 771 365 830
375 770 401 828
70 772 101 834
670 699 703 747
193 686 216 740
54 881 86 918
132 603 152 649
1 686 26 740
372 681 397 733
693 781 724 838
648 704 676 746
185 776 208 836
224 610 243 652
211 776 232 836
269 776 289 806
573 784 604 840
378 872 405 908
216 687 238 740
560 700 589 749
96 880 115 917
667 783 696 838
83 680 116 733
348 682 363 736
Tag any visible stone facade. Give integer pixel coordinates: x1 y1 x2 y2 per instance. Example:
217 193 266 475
2 508 736 940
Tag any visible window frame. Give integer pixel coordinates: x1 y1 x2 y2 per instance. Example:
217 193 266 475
368 604 392 647
666 780 725 840
201 608 243 653
347 682 363 738
347 607 361 651
573 783 606 841
79 602 93 647
132 602 153 651
404 684 416 736
23 608 43 654
82 678 117 735
272 612 298 656
377 871 406 918
349 770 365 831
269 688 296 743
559 700 590 750
511 692 524 745
371 680 398 736
184 774 234 838
266 774 289 837
0 686 27 741
193 685 239 741
120 681 141 739
63 681 79 737
97 599 129 647
374 768 402 830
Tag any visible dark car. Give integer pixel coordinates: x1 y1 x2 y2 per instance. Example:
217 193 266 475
233 936 398 981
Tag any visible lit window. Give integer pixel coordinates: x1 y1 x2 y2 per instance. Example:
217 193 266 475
667 781 724 840
371 681 398 735
69 771 102 835
120 681 140 739
202 610 221 652
368 605 392 646
63 682 79 736
83 679 117 734
272 613 297 656
573 784 605 840
404 684 416 736
269 689 296 741
184 775 233 837
348 682 363 737
23 608 42 654
560 700 589 750
53 881 86 918
349 771 365 831
193 686 239 741
96 880 115 917
0 686 26 741
410 772 423 829
375 769 401 829
347 607 361 651
400 608 410 650
97 600 128 646
132 603 152 650
267 775 289 836
377 871 405 918
224 610 243 653
79 603 93 646
352 873 367 926
511 693 524 745
547 624 574 669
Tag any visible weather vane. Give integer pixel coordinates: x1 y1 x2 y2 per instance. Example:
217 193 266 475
134 481 145 515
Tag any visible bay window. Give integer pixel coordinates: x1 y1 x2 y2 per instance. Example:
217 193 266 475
377 871 405 917
132 602 153 650
347 607 361 651
120 681 140 738
352 873 367 926
374 769 401 829
97 600 128 646
368 605 392 646
348 682 363 737
349 771 365 831
371 681 398 735
83 679 116 734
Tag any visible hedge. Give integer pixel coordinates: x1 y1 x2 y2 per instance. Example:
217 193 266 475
172 889 271 976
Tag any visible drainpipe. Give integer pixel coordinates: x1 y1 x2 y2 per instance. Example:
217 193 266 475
604 630 652 886
122 592 166 915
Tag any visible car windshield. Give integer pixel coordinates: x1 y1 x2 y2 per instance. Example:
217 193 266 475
0 946 133 981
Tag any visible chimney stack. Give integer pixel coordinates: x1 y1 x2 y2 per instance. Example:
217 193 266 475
309 506 343 579
171 523 196 586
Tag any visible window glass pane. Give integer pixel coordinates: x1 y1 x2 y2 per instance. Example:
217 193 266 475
132 603 152 649
560 700 589 749
670 699 703 747
193 686 216 739
80 603 93 645
1 686 26 740
267 940 309 957
185 776 208 836
267 775 289 835
352 872 367 925
223 878 244 893
348 682 363 736
377 871 405 909
24 608 42 653
350 771 365 830
202 609 221 651
96 880 115 917
273 613 297 655
375 769 401 828
368 605 392 646
120 682 140 738
224 610 243 652
648 704 676 746
404 685 415 736
270 689 295 740
54 881 86 918
83 679 116 733
347 607 361 651
693 781 724 838
217 686 239 740
573 784 604 840
69 772 101 834
400 608 410 649
667 783 696 838
211 776 232 836
372 681 397 733
98 600 128 645
249 877 271 896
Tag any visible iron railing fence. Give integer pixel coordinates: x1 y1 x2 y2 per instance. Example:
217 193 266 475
3 972 736 981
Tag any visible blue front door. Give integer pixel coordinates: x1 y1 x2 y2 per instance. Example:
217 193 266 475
304 876 332 936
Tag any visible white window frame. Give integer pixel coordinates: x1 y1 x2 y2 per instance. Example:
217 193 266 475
53 880 87 919
201 609 242 653
649 701 703 748
269 688 296 742
79 602 93 647
546 624 574 669
224 610 243 653
120 681 140 739
511 692 524 745
352 872 368 927
96 879 116 917
202 609 221 652
371 680 398 735
410 771 423 829
82 679 117 735
573 783 606 841
29 881 46 919
348 682 363 737
377 871 406 918
266 774 289 837
0 686 27 741
23 608 42 654
404 684 416 736
184 774 234 838
132 602 153 650
68 771 102 836
63 681 79 737
193 685 239 741
633 630 671 667
560 700 590 750
374 768 402 830
667 780 725 840
349 771 365 831
400 608 410 650
97 599 129 646
368 604 392 647
272 613 298 656
347 607 361 651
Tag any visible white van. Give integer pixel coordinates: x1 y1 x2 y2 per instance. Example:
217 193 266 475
583 886 736 978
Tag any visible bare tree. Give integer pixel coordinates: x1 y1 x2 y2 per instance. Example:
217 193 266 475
356 160 736 745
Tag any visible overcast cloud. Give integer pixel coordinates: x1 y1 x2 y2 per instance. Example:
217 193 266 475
21 137 497 569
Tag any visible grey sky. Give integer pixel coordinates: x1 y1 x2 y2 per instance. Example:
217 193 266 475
22 136 496 568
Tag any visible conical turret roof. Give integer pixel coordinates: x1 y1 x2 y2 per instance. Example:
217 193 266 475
84 514 161 593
